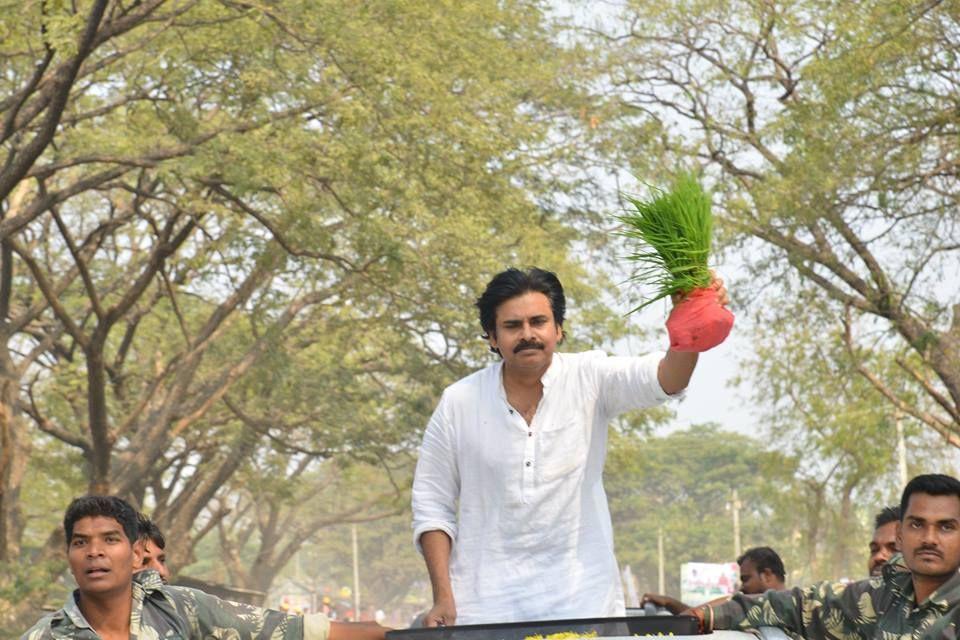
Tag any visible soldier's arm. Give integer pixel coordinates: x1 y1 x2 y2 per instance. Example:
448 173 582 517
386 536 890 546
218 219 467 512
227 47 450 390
184 586 304 640
184 587 387 640
705 590 801 632
691 580 867 640
641 593 689 615
19 617 57 640
328 620 389 640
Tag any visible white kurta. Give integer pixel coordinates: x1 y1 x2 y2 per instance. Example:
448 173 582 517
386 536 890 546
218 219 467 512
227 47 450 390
412 350 672 624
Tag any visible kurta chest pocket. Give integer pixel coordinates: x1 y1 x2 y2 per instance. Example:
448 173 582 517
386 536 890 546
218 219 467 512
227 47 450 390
537 419 589 483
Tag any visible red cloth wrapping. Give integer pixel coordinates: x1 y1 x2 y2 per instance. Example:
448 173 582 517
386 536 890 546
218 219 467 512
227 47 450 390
666 286 734 352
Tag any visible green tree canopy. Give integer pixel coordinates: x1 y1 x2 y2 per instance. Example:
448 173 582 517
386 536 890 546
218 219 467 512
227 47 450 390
606 424 800 595
592 0 960 446
0 0 623 627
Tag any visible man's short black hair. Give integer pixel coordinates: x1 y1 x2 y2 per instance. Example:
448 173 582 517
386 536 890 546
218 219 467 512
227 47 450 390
476 267 566 356
737 546 786 581
899 473 960 518
64 495 139 546
137 512 166 549
874 505 901 529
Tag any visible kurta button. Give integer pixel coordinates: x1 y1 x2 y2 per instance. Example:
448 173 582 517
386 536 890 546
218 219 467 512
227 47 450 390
528 431 533 437
509 409 514 414
525 461 532 467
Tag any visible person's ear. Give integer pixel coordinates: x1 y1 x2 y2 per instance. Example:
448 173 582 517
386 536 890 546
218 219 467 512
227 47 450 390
132 538 145 569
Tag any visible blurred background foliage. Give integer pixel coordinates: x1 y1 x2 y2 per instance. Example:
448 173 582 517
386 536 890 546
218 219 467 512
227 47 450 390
0 0 957 633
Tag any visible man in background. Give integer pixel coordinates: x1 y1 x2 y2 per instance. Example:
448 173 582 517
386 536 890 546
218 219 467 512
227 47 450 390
642 546 786 614
687 474 960 640
136 512 170 583
869 506 900 577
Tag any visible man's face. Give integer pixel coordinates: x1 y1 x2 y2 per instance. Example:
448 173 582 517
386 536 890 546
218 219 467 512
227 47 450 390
898 492 960 580
68 516 141 598
868 520 899 576
488 291 562 373
739 558 778 595
138 538 170 582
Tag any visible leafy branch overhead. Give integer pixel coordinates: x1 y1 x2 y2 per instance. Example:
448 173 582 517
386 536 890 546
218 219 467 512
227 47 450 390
597 0 960 438
0 0 613 626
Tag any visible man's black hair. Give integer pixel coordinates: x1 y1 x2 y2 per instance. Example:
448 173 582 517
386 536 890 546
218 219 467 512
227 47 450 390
874 505 901 529
737 546 786 581
899 473 960 518
137 512 166 549
64 495 139 546
475 267 566 356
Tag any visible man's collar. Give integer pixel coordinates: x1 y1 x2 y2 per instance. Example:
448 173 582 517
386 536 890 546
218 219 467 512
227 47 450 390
881 552 910 580
925 570 960 610
62 591 93 630
496 352 560 395
880 553 913 597
885 552 960 610
134 569 164 592
540 351 561 387
60 579 150 636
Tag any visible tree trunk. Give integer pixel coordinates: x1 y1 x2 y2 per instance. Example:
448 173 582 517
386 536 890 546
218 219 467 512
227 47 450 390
86 340 112 495
832 478 859 577
803 483 825 579
0 342 29 562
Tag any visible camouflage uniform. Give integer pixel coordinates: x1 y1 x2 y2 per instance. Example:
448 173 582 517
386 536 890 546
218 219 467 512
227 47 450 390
707 554 960 640
21 570 330 640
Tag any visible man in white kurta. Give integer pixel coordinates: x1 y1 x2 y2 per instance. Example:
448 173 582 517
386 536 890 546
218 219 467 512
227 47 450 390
412 350 671 623
411 267 726 626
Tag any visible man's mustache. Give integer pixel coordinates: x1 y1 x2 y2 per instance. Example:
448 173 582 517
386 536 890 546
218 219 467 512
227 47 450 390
514 340 545 353
916 545 943 558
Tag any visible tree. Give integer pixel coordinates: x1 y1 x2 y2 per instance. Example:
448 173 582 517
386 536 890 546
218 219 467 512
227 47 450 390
0 0 624 627
605 424 800 595
592 0 960 444
204 459 407 596
737 293 953 581
255 464 431 618
0 0 192 568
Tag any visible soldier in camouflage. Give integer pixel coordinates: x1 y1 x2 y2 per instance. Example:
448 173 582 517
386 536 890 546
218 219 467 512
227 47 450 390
689 473 960 640
134 512 170 584
869 506 901 578
22 496 387 640
641 546 787 614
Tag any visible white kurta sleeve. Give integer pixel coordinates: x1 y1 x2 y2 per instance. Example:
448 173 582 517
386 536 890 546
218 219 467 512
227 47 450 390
591 350 678 417
411 391 460 554
303 613 331 640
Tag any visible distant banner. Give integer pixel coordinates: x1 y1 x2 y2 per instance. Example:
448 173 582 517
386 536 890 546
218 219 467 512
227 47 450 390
680 562 738 606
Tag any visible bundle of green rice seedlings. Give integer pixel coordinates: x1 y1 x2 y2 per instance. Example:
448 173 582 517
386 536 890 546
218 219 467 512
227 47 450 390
619 173 713 312
619 173 733 352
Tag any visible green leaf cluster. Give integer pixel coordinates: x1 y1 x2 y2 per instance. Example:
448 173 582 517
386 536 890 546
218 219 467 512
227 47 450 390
0 0 626 623
619 174 714 310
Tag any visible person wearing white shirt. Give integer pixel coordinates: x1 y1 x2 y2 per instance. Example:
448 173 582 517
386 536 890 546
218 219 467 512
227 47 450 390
411 267 728 626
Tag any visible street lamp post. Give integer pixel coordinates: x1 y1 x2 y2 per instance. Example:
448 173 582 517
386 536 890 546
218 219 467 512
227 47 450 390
352 524 360 618
729 489 742 559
